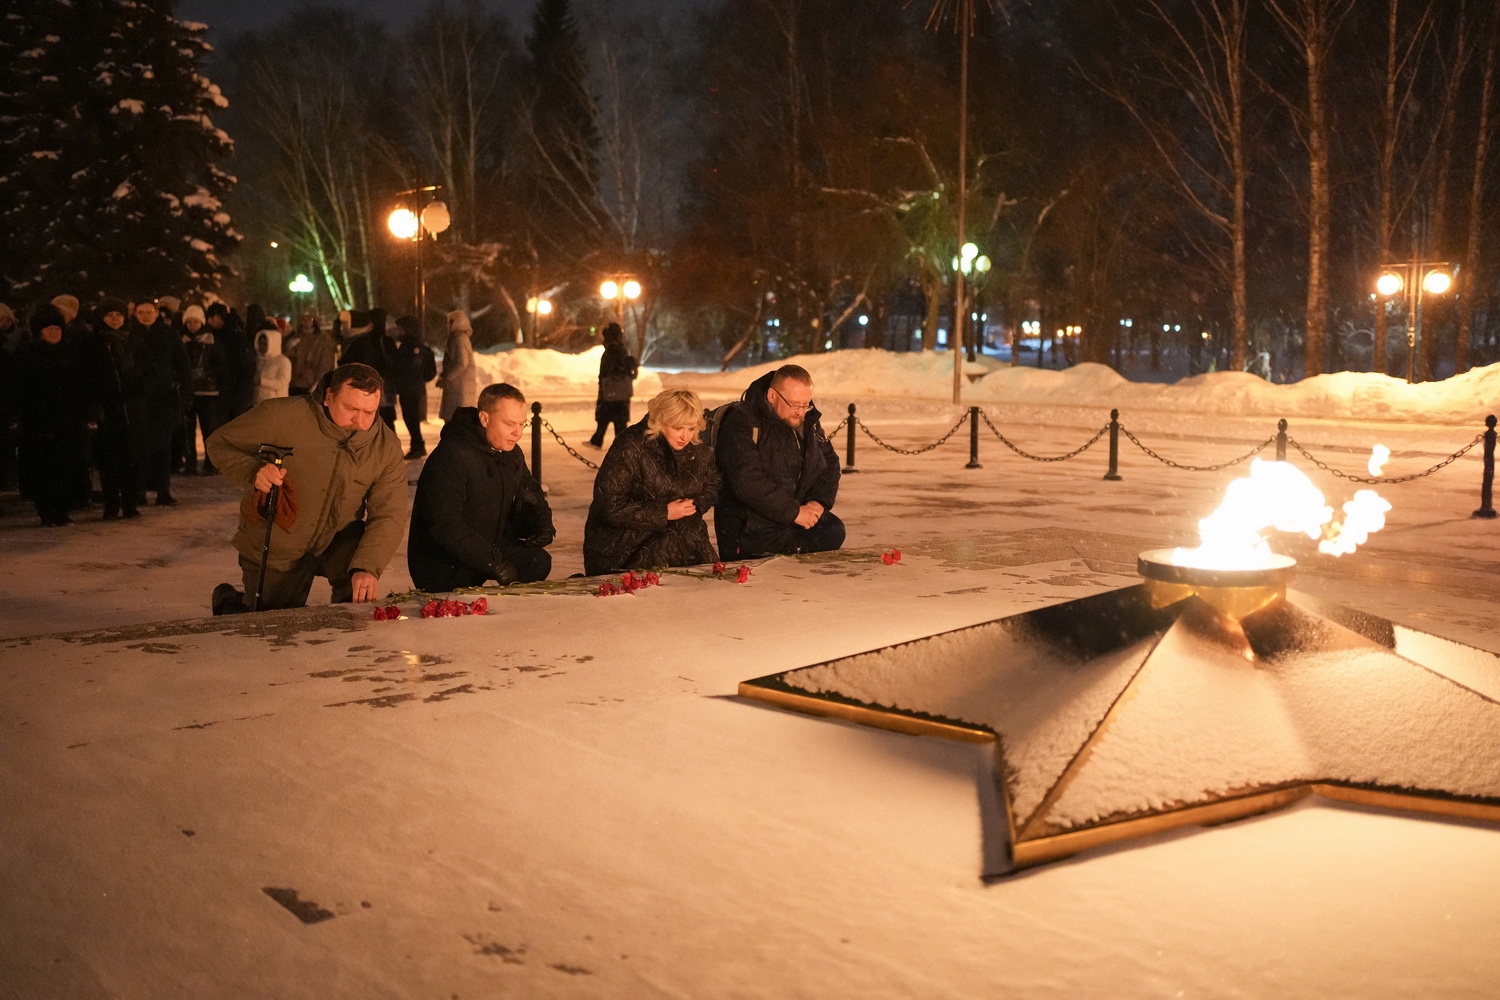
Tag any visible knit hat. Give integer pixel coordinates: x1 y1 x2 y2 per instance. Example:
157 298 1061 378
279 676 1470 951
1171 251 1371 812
29 304 66 337
50 294 80 320
182 304 205 325
158 294 182 313
98 295 129 318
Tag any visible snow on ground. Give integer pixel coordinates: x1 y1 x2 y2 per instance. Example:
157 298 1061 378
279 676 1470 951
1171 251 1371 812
478 345 1500 424
4 350 1500 998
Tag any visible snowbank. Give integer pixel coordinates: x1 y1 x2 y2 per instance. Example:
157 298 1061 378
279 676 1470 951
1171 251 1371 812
476 346 1500 424
971 361 1500 425
472 345 664 399
661 349 1001 400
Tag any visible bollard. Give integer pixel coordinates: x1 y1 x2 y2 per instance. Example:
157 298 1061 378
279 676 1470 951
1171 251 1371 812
1103 408 1123 480
966 406 982 469
1276 418 1288 462
843 402 858 473
1473 415 1497 519
530 401 543 489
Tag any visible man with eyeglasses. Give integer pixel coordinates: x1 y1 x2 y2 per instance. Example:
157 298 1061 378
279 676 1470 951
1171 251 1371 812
714 363 844 560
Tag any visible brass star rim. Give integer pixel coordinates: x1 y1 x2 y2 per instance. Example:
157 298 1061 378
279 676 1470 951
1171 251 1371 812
739 585 1500 872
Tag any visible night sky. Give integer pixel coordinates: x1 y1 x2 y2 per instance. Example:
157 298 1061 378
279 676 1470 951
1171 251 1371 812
177 0 708 48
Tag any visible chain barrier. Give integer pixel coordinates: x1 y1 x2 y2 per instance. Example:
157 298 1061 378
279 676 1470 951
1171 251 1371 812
855 413 968 455
978 409 1108 462
1286 433 1484 484
539 418 600 470
523 405 1490 498
1119 425 1275 471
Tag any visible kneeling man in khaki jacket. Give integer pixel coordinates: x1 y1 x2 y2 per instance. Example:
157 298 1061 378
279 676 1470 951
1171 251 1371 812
207 362 408 614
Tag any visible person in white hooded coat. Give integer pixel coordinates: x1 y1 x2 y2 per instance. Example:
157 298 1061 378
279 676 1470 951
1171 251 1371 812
255 328 292 403
438 309 478 421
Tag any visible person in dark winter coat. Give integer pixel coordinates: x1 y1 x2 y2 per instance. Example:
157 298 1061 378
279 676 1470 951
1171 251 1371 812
583 389 719 576
180 304 226 474
124 299 191 506
0 303 21 492
392 314 437 458
714 364 844 560
339 308 399 429
206 303 255 419
407 382 554 592
14 306 91 525
586 322 637 448
85 297 140 518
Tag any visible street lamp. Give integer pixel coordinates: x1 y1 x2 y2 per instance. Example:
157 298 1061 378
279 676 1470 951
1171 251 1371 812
525 296 553 345
1375 260 1453 383
387 185 451 342
599 277 642 322
951 243 991 362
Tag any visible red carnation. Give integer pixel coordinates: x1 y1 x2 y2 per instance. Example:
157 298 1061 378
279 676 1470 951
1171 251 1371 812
470 597 488 615
712 562 725 576
736 565 751 584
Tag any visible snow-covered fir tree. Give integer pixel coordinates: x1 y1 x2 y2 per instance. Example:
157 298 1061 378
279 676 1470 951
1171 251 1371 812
0 0 238 303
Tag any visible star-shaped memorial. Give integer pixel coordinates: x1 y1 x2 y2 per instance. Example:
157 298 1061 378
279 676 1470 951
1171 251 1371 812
739 584 1500 875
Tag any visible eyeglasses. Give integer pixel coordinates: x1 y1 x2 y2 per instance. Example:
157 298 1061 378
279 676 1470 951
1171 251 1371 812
771 386 813 413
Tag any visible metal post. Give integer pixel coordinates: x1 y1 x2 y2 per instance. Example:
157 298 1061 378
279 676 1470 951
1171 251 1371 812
1103 408 1122 481
1473 415 1497 519
843 402 858 473
966 406 982 469
530 401 543 489
1276 419 1288 462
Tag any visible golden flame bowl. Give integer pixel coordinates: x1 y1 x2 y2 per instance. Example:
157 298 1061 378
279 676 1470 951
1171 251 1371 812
1137 549 1296 620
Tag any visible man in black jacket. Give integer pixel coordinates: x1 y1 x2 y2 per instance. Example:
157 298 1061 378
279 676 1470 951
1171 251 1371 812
407 382 554 591
714 364 843 560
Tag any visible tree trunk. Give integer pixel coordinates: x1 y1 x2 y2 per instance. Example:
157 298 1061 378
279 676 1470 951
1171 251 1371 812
1304 33 1331 377
1457 11 1498 373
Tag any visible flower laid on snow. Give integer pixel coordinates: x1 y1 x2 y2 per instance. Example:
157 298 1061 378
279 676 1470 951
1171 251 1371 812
881 548 902 565
597 571 663 597
712 561 725 576
417 598 488 618
736 565 752 584
372 605 401 621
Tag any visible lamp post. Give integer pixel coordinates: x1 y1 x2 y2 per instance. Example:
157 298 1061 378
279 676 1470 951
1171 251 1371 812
951 242 991 362
525 296 553 345
599 278 643 352
388 185 451 342
1375 261 1453 383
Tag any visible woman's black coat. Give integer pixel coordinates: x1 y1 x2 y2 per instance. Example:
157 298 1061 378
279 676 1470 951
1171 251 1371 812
583 418 720 576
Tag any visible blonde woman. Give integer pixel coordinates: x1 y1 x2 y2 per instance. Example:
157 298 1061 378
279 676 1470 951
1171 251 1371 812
583 389 719 575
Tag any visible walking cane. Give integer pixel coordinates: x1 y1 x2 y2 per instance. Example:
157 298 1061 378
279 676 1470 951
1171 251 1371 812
250 444 293 612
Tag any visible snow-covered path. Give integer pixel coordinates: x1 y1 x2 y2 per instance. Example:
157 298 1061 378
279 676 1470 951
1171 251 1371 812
3 359 1500 998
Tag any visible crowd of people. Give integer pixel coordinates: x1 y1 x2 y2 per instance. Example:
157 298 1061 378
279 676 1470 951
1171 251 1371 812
1 295 844 614
0 294 476 525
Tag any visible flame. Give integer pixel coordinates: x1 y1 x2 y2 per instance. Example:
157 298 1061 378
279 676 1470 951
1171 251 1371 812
1368 444 1391 477
1173 455 1390 569
1318 489 1392 556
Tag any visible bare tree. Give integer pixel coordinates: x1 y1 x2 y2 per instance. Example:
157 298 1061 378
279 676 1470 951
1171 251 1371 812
1371 0 1441 374
1265 0 1355 377
1456 5 1500 373
1093 0 1254 370
403 2 516 315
